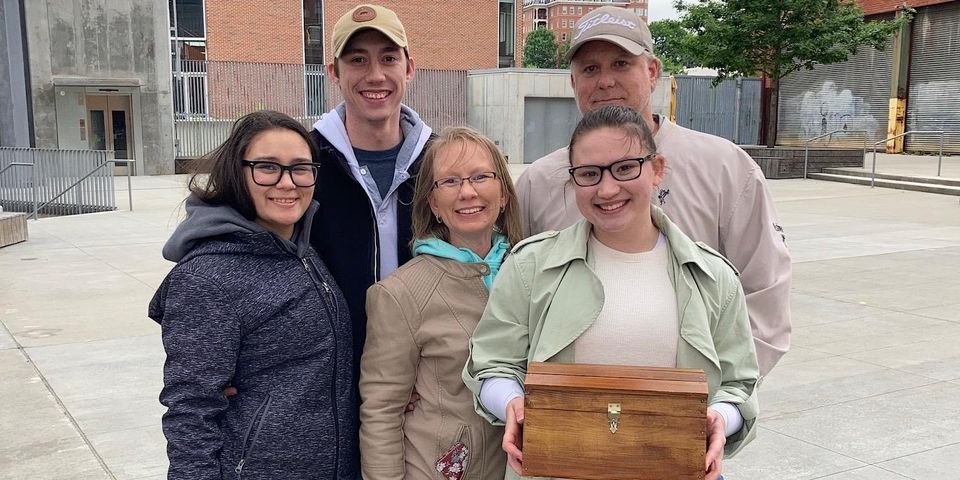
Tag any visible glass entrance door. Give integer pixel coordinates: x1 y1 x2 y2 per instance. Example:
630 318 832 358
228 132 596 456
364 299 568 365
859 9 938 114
85 95 132 159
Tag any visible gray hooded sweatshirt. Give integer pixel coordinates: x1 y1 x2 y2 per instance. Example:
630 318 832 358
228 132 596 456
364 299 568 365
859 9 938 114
150 196 358 479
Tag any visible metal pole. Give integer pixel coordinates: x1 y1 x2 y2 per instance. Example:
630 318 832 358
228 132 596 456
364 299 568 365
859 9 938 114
804 142 809 179
862 131 867 168
31 153 39 219
733 78 742 144
126 160 133 211
938 132 944 177
172 0 181 122
871 145 878 188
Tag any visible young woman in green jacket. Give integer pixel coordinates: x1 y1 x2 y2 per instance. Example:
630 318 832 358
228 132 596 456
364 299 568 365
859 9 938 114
464 105 761 480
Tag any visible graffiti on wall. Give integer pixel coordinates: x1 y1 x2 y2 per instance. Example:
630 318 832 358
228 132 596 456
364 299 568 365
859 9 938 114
791 81 879 139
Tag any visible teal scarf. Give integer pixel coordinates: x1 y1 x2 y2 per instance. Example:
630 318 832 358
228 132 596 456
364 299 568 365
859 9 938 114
412 232 510 290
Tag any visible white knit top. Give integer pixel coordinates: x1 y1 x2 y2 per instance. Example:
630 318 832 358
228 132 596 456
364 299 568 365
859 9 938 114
573 232 679 366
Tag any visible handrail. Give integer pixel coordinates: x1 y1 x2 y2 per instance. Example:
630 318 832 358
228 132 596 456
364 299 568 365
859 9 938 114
870 130 944 187
803 129 868 179
0 162 32 176
0 158 134 219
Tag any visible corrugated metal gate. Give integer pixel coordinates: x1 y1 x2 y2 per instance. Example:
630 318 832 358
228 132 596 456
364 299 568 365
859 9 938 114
778 39 893 148
674 76 761 145
905 2 960 154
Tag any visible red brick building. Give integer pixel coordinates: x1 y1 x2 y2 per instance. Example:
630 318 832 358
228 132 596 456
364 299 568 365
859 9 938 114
859 0 954 14
174 0 523 69
520 0 648 45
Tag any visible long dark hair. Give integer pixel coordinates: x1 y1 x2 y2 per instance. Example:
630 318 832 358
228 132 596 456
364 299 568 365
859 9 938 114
188 110 319 220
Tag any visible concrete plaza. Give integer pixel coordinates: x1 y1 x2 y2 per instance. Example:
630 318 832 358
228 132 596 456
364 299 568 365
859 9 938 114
1 158 959 479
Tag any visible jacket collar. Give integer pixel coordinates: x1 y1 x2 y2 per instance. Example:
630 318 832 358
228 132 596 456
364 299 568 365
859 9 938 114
541 205 717 282
419 254 489 279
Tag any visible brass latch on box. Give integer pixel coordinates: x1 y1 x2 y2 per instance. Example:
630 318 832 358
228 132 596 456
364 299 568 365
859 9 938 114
608 403 621 433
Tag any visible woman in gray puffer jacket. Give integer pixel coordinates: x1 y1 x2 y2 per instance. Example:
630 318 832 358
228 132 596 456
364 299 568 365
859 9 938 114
149 111 357 479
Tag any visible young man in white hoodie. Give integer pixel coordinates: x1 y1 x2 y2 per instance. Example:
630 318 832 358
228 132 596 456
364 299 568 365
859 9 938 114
308 4 433 381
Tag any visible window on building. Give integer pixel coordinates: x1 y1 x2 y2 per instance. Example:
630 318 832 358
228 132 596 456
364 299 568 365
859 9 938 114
562 19 567 28
169 0 205 38
303 0 323 64
561 32 567 41
499 0 516 67
577 6 582 14
562 6 567 14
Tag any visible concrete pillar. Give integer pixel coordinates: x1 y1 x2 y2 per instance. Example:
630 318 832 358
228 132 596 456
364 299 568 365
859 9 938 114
0 0 32 147
886 10 912 154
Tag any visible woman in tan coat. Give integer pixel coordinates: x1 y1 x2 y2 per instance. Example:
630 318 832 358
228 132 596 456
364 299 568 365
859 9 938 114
359 127 523 480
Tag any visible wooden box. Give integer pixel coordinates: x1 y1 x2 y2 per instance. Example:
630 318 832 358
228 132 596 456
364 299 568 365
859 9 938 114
522 362 708 479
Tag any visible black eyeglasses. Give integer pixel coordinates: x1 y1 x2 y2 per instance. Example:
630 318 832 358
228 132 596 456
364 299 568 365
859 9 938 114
567 154 656 187
433 171 498 190
243 160 321 187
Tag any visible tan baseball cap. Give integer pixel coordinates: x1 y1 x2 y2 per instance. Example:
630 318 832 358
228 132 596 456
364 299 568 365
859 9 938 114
566 6 654 60
331 4 409 58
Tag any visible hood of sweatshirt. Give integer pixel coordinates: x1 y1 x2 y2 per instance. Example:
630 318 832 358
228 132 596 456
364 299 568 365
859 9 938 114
162 194 320 263
312 102 432 179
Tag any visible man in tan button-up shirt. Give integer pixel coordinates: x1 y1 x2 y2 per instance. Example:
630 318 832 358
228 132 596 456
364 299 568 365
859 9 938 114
516 6 792 377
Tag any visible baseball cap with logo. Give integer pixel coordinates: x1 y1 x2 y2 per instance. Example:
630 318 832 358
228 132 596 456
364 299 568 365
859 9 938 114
566 6 654 61
331 4 409 58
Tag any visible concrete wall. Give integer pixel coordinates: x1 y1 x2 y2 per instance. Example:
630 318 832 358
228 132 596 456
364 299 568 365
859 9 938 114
0 0 32 147
468 68 671 163
23 0 175 174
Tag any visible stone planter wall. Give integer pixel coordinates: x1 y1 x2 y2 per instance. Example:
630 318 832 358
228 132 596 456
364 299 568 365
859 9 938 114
741 146 864 179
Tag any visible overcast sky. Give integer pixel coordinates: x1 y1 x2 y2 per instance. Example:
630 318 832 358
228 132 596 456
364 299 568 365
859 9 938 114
647 1 681 22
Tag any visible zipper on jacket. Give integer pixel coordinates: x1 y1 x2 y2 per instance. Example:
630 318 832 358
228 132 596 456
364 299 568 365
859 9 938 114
323 143 380 285
301 253 342 477
368 200 380 283
236 394 273 478
303 257 334 295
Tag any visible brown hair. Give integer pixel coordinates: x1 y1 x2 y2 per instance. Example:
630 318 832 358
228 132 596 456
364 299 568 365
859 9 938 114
411 126 524 250
188 110 319 219
568 105 657 164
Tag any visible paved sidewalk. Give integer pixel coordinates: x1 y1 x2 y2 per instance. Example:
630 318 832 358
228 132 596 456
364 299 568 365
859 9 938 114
1 170 959 479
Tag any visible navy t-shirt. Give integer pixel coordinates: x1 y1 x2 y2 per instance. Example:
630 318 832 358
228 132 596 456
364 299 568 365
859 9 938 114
354 143 402 200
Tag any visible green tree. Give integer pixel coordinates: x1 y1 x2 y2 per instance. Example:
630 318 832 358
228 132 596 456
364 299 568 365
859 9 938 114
677 0 912 147
649 19 695 75
523 28 558 68
556 39 572 69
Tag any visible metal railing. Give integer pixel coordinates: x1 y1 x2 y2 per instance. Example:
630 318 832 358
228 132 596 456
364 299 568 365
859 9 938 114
803 129 869 179
173 61 468 159
870 131 945 187
0 148 132 219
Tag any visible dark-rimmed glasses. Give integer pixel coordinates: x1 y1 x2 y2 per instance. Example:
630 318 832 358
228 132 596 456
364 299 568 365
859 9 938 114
567 154 656 187
433 171 498 190
243 160 320 187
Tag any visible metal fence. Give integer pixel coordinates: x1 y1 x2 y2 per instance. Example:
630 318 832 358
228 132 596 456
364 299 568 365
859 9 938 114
175 118 318 159
674 76 762 145
0 148 117 216
173 60 468 159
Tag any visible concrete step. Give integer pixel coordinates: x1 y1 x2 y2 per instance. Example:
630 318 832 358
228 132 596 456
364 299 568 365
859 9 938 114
0 212 28 247
821 168 960 187
808 172 960 196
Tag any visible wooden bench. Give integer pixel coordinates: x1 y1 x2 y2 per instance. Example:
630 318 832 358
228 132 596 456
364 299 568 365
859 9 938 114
0 212 28 248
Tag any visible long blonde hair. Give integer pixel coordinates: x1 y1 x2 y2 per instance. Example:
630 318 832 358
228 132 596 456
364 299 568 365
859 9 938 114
411 126 524 250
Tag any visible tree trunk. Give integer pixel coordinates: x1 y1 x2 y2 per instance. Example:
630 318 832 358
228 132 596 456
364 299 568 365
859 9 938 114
766 76 780 148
